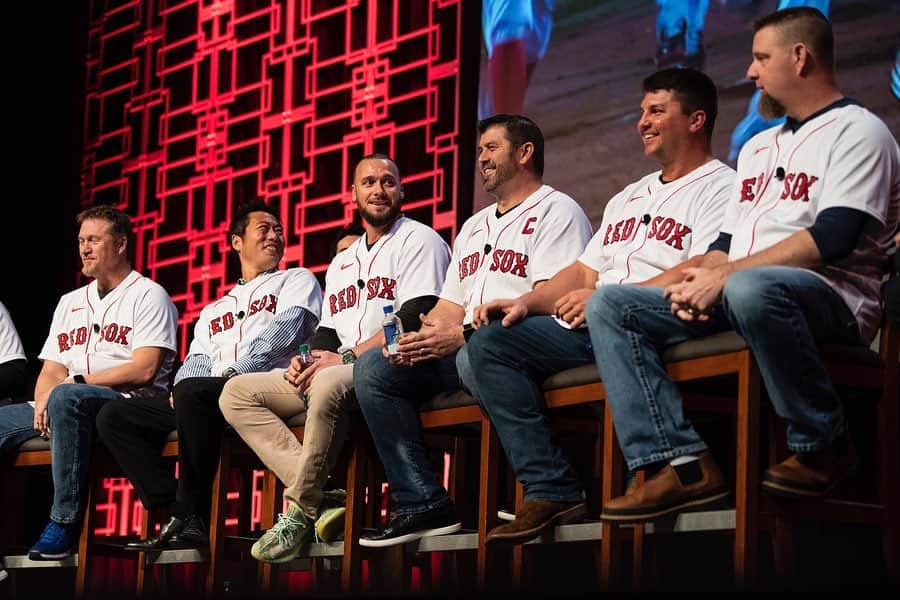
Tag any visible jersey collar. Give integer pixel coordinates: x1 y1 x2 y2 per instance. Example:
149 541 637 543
785 97 861 133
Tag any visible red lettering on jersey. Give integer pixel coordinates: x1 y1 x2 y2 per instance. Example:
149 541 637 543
666 224 692 250
210 317 223 335
459 252 480 280
329 295 338 316
337 289 347 312
780 173 796 199
57 333 71 352
522 217 537 235
648 216 664 238
75 327 87 345
115 326 131 345
366 278 380 300
103 323 118 342
656 218 676 240
347 284 357 308
620 217 636 241
603 224 613 245
488 249 528 278
222 312 235 330
265 294 277 313
510 253 528 278
611 222 623 243
500 249 514 272
378 277 396 300
740 177 757 202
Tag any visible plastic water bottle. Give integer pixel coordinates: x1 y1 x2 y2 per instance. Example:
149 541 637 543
382 305 404 355
298 343 314 368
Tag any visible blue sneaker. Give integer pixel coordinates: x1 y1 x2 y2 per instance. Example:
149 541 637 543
28 521 75 560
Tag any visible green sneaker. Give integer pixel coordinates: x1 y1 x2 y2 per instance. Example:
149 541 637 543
314 489 347 543
251 502 312 563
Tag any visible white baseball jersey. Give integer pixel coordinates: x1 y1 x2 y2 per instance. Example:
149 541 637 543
320 216 451 347
441 184 593 323
38 270 178 395
0 301 25 366
187 268 323 376
580 159 734 285
724 101 900 343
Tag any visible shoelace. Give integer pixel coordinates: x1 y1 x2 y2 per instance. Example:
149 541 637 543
270 511 307 546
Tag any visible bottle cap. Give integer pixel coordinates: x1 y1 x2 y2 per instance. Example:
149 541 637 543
383 305 394 314
298 343 310 353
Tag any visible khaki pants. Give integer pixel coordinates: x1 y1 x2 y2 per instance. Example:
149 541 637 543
219 365 355 517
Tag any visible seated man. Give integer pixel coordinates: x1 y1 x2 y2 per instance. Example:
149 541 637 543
353 114 592 547
219 154 450 563
466 67 734 544
0 205 178 559
96 201 322 550
589 7 899 523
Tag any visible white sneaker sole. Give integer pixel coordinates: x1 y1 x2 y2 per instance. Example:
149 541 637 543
497 509 515 521
358 522 462 548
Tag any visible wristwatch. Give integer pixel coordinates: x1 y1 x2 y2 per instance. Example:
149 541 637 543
341 349 357 364
221 367 239 380
73 374 86 384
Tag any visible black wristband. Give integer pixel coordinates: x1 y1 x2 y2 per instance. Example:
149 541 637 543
73 374 86 384
462 324 475 342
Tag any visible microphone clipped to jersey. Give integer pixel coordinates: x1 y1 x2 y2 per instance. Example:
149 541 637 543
641 214 651 225
236 311 245 320
775 167 785 181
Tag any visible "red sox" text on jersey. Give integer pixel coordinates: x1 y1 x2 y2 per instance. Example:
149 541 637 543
57 324 133 351
208 294 278 336
329 277 397 316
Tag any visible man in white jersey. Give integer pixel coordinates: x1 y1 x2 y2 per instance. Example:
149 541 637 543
0 301 27 405
589 7 900 523
0 206 178 559
218 155 451 563
464 68 734 544
353 114 592 547
96 202 322 550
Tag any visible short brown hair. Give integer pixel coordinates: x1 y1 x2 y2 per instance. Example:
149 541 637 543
76 205 134 256
754 6 834 70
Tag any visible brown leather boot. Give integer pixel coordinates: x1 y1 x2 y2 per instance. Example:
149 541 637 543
485 499 587 545
600 452 729 523
762 436 857 499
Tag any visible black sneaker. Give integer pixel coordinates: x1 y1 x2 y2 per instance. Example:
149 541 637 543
359 503 461 548
170 514 208 549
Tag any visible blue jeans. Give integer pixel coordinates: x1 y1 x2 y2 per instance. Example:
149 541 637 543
0 384 125 524
353 346 476 515
463 317 593 502
0 402 40 454
586 267 861 471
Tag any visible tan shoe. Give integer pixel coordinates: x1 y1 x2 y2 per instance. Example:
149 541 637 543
762 437 857 499
600 452 729 523
485 499 587 545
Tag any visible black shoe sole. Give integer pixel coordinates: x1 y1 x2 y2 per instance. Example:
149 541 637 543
599 489 729 524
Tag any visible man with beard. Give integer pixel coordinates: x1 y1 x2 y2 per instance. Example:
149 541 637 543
217 155 451 563
96 202 323 550
353 114 592 547
464 67 733 544
0 206 178 559
588 7 899 524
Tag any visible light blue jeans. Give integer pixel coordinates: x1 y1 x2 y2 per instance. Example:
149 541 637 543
0 384 125 524
587 267 861 471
